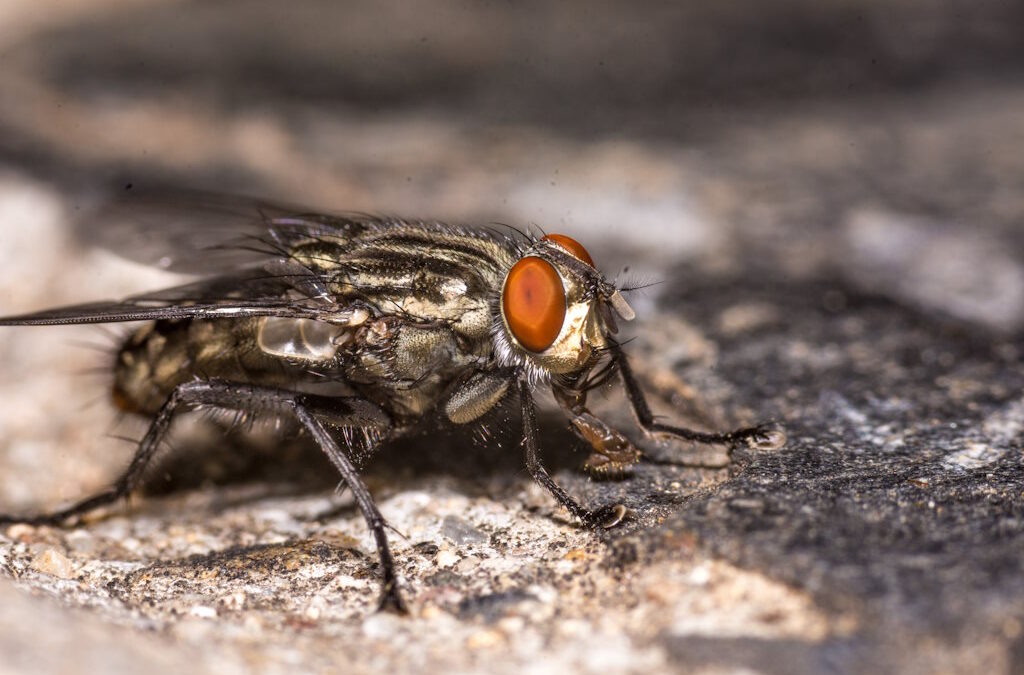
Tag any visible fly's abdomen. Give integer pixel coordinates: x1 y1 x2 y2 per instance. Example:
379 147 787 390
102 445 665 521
112 318 300 415
111 314 481 421
112 321 194 414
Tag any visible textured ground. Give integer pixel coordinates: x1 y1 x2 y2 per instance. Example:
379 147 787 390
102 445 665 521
2 2 1024 674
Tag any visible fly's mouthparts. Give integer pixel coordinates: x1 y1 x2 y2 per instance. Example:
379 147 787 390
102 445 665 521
609 290 636 322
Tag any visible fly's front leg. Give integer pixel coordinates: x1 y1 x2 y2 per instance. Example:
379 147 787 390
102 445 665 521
611 344 785 456
552 387 642 477
554 387 752 472
518 380 626 529
0 380 407 614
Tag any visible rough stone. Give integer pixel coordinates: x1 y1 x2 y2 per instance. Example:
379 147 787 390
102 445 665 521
1 3 1024 675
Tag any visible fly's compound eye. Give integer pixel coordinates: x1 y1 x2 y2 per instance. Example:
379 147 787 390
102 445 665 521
502 256 567 352
543 233 594 267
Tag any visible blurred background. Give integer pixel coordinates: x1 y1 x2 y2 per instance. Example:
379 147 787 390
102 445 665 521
3 0 1024 274
2 2 1024 674
4 0 1024 488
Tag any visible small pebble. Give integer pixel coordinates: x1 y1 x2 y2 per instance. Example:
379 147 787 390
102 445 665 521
30 548 74 579
4 523 35 541
441 515 488 545
455 556 479 573
436 549 460 568
687 564 712 586
563 548 587 561
466 629 504 649
221 591 247 611
496 616 525 634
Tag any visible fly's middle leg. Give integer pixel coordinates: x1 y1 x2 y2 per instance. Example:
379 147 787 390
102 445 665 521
517 380 627 530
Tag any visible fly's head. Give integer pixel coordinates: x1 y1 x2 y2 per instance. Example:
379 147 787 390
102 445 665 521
494 233 635 382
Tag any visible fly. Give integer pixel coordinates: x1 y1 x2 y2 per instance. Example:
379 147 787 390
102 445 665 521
0 192 783 613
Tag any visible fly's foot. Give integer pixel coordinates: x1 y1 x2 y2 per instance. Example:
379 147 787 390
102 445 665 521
0 514 57 527
582 451 641 479
377 581 410 615
585 503 628 530
0 487 124 528
745 424 787 451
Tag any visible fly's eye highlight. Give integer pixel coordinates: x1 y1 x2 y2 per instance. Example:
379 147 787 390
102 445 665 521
543 233 594 267
502 256 567 352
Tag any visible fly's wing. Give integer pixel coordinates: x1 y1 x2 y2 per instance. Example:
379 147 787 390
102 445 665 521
0 268 343 326
2 190 382 326
76 188 376 274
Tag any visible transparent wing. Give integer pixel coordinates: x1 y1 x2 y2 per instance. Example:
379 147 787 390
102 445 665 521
76 188 375 274
0 268 339 326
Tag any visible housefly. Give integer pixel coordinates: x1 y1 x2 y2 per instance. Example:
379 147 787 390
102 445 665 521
0 192 782 612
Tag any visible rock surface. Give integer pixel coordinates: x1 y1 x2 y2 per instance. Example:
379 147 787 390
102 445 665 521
1 3 1024 674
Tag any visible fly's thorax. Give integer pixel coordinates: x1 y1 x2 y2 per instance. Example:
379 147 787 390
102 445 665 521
287 226 516 344
495 234 633 378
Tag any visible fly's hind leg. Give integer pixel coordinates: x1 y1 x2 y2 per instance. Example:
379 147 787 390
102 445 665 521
0 380 407 613
0 382 191 527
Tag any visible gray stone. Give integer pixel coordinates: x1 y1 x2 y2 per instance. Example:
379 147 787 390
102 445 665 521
441 515 490 546
1 3 1024 674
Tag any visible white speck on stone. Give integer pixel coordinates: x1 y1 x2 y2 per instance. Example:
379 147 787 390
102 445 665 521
120 537 142 553
687 563 712 586
943 442 1005 470
497 616 526 634
941 395 1024 471
330 574 371 591
554 559 575 575
455 556 479 573
222 592 247 611
981 396 1024 445
4 523 35 540
189 605 218 619
526 585 558 606
554 619 589 638
243 615 265 634
436 548 460 568
465 629 504 650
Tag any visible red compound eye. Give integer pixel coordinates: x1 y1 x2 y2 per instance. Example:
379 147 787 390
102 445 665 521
502 256 566 352
543 233 595 267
